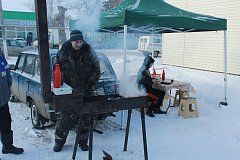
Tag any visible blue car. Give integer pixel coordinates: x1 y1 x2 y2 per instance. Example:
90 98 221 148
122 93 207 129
10 49 119 128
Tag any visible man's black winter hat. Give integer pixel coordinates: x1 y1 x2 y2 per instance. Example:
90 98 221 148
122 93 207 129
69 30 83 42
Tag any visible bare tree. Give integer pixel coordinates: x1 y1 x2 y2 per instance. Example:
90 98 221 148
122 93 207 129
47 0 55 27
68 0 104 16
23 0 35 11
55 6 67 46
102 0 122 11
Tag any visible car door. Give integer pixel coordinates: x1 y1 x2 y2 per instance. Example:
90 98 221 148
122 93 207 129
11 54 26 98
32 57 50 119
18 54 35 103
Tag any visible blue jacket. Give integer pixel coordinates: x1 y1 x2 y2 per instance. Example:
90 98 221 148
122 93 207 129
0 49 12 107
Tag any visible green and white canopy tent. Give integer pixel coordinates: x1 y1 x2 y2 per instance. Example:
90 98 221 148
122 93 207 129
100 0 226 32
99 0 228 105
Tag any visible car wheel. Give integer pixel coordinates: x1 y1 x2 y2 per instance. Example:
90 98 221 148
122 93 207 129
29 100 41 128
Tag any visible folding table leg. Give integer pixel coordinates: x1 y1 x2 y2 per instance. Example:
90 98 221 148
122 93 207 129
124 109 132 151
166 89 173 113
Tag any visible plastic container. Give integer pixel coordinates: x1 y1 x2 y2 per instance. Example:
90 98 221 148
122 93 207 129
52 83 72 95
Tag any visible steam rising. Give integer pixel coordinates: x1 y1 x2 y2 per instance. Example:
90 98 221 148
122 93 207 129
118 75 147 98
112 54 147 98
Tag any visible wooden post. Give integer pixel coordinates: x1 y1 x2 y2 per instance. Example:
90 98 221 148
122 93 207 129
34 0 52 103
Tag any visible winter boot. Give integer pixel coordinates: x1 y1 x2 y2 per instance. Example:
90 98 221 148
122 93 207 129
78 140 89 151
1 133 24 154
53 133 68 152
146 103 155 117
53 138 66 152
153 107 167 114
146 110 155 117
53 142 64 152
2 145 24 154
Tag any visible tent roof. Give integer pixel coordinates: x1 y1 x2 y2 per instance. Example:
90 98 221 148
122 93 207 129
99 0 227 33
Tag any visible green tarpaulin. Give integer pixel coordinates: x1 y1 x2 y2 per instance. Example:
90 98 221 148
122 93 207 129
100 0 227 33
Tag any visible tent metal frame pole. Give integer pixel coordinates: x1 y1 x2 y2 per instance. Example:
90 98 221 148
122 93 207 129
120 25 128 129
224 30 228 103
151 29 154 57
220 30 228 106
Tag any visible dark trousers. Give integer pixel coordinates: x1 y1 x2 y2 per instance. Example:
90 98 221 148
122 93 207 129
54 111 89 145
146 87 165 110
0 103 13 147
0 103 12 134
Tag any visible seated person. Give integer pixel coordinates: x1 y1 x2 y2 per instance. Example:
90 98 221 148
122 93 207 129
137 56 166 117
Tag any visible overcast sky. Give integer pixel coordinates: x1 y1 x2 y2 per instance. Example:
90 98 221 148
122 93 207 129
2 0 31 12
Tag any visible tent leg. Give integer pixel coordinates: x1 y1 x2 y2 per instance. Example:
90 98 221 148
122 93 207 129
220 30 228 107
120 25 128 129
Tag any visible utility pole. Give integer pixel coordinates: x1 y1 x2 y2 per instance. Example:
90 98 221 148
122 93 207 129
0 0 8 58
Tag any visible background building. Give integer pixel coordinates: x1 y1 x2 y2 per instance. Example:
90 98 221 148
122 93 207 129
0 10 37 40
163 0 240 75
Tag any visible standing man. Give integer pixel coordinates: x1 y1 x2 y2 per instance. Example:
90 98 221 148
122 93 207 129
0 48 24 154
26 32 33 46
53 30 101 152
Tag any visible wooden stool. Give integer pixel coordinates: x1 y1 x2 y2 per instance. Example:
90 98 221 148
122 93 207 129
178 97 198 118
173 90 189 107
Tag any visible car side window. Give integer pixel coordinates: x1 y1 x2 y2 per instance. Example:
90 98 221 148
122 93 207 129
16 54 26 71
144 38 147 43
99 58 112 79
23 55 35 75
34 58 40 77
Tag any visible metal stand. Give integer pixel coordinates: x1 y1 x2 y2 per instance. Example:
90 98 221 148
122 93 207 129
72 114 95 160
72 108 148 160
89 115 94 160
123 108 148 160
140 107 148 160
123 109 132 151
72 114 82 160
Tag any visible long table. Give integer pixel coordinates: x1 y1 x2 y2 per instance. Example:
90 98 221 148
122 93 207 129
152 78 195 111
152 78 195 95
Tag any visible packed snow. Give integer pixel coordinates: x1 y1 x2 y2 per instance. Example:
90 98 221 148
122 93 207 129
1 50 240 160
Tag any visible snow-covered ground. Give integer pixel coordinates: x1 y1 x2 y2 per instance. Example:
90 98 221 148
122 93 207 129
2 51 240 160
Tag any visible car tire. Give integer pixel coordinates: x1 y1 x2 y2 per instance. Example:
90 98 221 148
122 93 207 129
29 100 41 129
